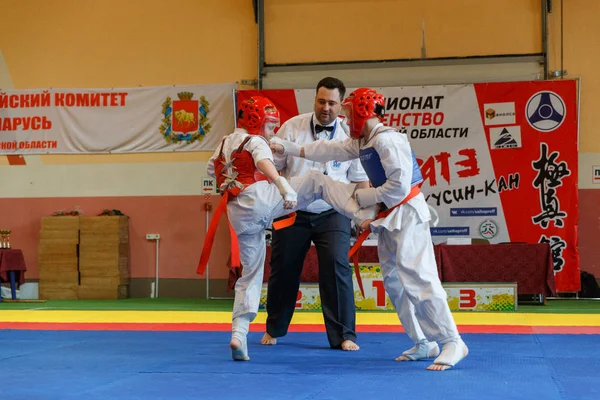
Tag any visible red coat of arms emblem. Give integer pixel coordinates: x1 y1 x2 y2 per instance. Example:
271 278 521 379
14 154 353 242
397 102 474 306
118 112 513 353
159 91 211 144
172 92 198 134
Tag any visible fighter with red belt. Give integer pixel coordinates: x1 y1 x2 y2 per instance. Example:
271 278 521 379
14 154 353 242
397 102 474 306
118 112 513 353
198 96 376 362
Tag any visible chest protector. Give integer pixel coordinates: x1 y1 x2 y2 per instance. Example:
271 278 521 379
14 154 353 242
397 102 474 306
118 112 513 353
358 131 423 188
215 136 268 193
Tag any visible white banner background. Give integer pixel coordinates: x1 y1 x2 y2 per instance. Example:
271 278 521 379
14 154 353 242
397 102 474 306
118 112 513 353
292 85 508 244
0 83 235 154
374 85 509 243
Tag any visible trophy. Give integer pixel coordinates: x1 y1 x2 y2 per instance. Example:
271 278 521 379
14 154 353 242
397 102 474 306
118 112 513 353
0 230 11 249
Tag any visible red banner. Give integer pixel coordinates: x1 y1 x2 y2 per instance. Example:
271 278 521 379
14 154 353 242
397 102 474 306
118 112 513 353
474 81 579 292
238 80 580 292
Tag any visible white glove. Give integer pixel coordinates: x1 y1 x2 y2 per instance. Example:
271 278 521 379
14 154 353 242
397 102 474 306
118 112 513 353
270 137 302 157
354 187 378 207
274 176 298 209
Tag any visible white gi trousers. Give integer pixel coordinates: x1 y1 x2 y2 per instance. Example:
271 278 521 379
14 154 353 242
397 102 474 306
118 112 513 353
374 202 460 345
231 170 357 321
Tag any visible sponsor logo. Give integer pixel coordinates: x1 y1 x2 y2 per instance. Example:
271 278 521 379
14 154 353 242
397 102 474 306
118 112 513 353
484 102 516 126
490 126 522 149
525 91 566 132
478 219 499 239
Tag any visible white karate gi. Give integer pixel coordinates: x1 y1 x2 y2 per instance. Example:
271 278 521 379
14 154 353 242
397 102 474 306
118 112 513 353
207 129 363 321
301 123 461 344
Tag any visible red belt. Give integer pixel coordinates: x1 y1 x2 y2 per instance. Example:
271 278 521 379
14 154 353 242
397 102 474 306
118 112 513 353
197 187 297 276
348 185 421 297
197 187 242 275
272 212 296 230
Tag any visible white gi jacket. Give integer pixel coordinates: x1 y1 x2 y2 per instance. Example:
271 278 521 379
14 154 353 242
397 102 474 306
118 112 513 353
302 123 431 232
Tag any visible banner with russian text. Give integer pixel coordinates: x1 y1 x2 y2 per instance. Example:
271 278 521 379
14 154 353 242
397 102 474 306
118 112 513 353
239 80 580 292
0 83 235 153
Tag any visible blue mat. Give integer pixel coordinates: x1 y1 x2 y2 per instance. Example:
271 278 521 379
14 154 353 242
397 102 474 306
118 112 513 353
1 330 599 400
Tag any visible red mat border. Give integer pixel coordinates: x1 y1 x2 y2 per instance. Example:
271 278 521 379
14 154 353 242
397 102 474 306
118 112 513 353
1 322 599 334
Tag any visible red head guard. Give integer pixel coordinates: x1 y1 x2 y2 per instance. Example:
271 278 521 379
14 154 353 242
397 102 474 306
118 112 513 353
237 96 280 137
341 88 385 139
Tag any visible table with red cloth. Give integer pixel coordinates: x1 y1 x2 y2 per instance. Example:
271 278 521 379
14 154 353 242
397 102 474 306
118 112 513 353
0 249 27 301
437 243 556 296
261 243 555 296
0 249 27 286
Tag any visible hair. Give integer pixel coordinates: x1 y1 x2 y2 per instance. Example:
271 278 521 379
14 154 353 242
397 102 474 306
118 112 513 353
316 77 346 100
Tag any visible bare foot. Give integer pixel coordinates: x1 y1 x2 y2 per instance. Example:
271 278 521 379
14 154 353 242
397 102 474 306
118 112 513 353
427 364 451 371
341 340 360 351
426 341 468 371
260 332 277 345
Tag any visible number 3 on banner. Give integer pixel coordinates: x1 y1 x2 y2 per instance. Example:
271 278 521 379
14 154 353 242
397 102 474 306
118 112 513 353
459 289 477 308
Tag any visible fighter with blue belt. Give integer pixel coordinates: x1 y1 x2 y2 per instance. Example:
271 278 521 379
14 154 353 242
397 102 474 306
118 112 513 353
271 88 468 371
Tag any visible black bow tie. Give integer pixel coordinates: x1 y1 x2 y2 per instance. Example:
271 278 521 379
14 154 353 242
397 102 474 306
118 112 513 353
315 124 334 133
